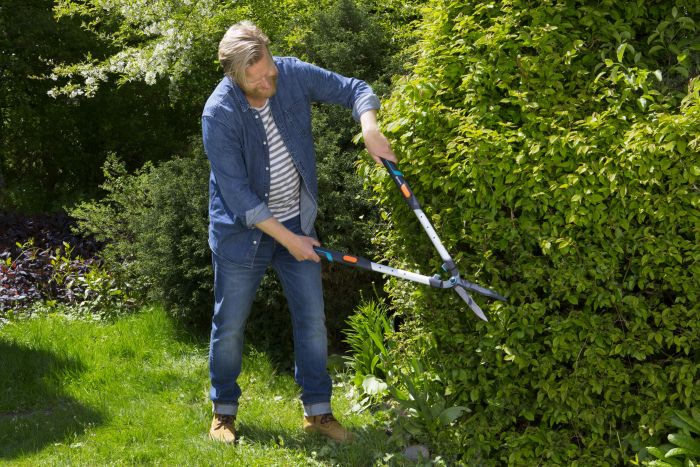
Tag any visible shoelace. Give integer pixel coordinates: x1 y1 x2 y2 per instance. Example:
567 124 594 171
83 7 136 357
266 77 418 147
319 413 337 425
215 414 235 429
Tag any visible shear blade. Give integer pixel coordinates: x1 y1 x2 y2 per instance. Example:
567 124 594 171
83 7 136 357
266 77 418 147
459 278 507 302
455 286 488 322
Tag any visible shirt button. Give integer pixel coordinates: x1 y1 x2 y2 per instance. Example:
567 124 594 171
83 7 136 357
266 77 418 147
253 240 257 245
263 142 267 146
265 167 269 171
264 193 268 197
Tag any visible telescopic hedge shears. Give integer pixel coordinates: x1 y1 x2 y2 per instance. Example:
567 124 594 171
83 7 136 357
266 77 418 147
314 158 506 321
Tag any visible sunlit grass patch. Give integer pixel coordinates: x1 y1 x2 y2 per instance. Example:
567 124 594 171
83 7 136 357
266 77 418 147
0 307 396 466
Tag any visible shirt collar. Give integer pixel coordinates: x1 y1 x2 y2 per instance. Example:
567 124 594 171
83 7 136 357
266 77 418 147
226 75 252 113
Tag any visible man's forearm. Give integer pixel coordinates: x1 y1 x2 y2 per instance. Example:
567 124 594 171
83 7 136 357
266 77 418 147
360 110 398 164
255 216 321 262
360 109 379 134
255 216 296 247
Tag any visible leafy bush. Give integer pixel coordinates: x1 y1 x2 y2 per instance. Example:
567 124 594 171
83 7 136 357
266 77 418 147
344 299 393 388
344 300 474 451
68 140 382 345
47 241 136 319
0 228 131 320
70 146 212 329
0 0 201 212
386 354 470 450
636 408 700 467
368 0 700 464
294 0 393 82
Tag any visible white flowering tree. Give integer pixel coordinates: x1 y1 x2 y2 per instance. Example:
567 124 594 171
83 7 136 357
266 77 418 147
2 0 416 210
49 0 326 99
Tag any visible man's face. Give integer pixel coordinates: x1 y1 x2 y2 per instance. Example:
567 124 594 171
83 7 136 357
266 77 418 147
240 52 278 105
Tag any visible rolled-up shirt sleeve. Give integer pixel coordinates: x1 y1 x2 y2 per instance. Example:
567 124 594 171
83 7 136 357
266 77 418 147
202 115 272 227
352 93 381 121
245 201 272 226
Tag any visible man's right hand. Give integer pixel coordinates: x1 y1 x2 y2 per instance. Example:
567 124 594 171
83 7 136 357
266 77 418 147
286 234 321 262
255 216 321 262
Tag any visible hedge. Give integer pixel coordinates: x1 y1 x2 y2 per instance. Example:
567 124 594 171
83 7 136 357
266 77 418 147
370 1 700 464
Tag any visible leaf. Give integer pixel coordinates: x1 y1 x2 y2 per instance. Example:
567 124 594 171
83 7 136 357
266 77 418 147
693 408 700 424
647 460 682 467
664 447 690 458
654 70 663 81
370 354 380 373
361 375 387 396
668 433 700 456
367 329 387 355
617 43 628 62
676 17 696 29
672 411 700 434
438 406 469 425
647 446 669 460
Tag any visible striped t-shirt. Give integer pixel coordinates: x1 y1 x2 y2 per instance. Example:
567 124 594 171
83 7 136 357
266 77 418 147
254 100 300 222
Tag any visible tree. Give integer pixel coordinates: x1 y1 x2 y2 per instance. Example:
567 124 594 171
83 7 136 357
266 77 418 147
0 0 197 211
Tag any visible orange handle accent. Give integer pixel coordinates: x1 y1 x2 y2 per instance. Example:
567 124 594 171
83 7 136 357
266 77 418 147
400 184 411 199
342 255 358 264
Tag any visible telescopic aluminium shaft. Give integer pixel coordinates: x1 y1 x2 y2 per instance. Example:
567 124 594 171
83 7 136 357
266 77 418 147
312 157 506 322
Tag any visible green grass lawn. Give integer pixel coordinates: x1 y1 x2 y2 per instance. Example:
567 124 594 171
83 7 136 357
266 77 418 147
0 307 397 466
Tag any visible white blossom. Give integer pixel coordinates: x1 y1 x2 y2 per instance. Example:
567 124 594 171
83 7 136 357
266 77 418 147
145 71 157 85
50 0 217 96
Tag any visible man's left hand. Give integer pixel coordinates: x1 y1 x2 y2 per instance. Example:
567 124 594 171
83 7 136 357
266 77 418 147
363 127 398 165
360 110 398 165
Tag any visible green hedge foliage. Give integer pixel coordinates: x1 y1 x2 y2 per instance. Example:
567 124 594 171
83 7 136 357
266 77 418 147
370 1 700 464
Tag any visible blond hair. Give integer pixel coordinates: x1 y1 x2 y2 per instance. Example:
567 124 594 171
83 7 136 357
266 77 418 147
218 21 271 85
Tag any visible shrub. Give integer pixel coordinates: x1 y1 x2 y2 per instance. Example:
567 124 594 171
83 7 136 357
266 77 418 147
344 299 393 388
294 0 393 83
344 299 473 452
70 146 212 330
369 1 700 464
68 138 383 347
635 408 700 466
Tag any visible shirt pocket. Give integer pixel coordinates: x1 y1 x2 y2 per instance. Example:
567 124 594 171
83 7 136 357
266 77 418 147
282 97 312 139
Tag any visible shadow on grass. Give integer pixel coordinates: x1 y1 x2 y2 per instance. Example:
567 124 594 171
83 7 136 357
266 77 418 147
0 340 104 459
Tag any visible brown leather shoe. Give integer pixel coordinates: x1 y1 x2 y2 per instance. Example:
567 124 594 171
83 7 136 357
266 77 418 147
209 414 236 444
303 413 354 443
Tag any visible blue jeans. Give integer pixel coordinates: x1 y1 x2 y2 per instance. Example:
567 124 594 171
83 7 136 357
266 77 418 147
209 216 331 417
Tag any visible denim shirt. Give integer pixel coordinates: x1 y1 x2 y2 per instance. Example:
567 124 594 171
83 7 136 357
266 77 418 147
202 56 380 267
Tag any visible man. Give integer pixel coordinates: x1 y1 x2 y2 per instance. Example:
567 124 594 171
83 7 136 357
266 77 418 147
201 21 397 444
